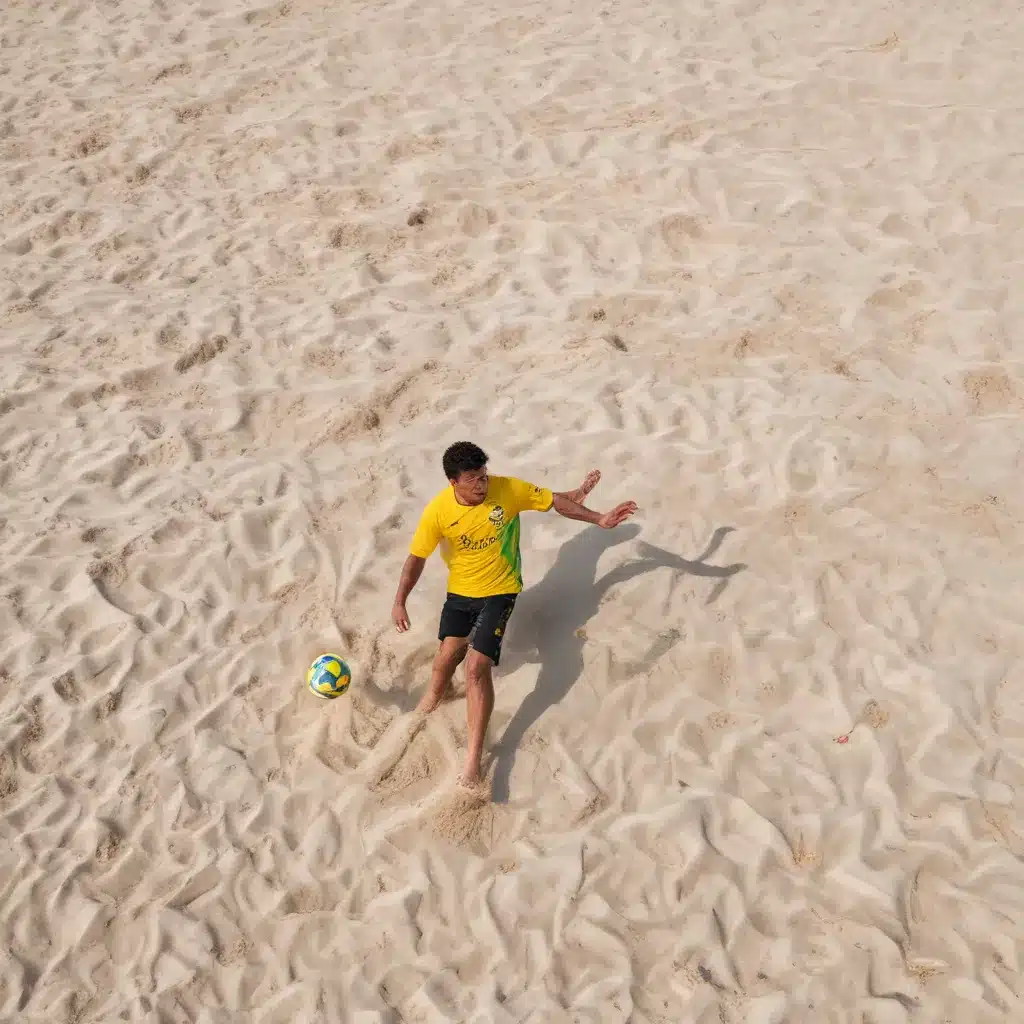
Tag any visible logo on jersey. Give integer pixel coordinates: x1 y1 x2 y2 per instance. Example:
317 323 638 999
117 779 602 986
459 535 496 551
488 505 505 527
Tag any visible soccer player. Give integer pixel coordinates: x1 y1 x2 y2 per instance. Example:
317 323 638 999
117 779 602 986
392 441 637 786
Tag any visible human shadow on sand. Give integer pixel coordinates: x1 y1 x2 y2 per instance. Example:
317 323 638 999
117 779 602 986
490 524 745 803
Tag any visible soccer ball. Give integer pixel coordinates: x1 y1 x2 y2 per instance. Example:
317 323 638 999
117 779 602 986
307 654 351 699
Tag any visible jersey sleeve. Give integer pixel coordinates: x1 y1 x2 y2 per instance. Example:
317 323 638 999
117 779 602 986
409 503 442 558
505 477 554 515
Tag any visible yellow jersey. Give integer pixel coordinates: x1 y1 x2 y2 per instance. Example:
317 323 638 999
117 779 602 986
409 475 554 597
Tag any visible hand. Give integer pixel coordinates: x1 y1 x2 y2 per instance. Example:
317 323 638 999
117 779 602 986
566 469 601 505
597 501 638 529
392 602 410 632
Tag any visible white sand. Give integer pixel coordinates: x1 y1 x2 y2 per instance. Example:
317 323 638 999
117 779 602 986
2 0 1024 1019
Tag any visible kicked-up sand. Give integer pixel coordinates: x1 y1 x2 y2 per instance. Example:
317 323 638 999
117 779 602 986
1 0 1023 1020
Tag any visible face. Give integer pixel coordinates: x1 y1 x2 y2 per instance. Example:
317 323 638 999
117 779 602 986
451 465 489 505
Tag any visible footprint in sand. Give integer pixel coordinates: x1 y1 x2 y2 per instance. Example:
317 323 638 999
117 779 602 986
365 714 443 803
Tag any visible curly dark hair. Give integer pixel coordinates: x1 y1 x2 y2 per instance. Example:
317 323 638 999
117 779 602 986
442 441 488 481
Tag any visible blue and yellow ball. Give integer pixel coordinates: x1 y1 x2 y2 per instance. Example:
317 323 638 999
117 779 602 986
306 654 351 699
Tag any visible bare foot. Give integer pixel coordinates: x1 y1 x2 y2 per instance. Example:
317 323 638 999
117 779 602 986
567 469 601 505
457 771 487 794
461 746 498 790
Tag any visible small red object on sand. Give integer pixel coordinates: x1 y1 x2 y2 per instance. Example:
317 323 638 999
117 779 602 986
836 734 850 744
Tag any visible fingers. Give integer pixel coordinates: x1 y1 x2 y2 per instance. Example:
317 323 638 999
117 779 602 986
567 469 602 505
598 500 638 528
610 501 638 526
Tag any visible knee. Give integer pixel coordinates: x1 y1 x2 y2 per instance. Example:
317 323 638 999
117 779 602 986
438 639 467 666
465 656 491 688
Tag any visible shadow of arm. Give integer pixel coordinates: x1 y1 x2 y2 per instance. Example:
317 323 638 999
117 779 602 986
593 533 745 600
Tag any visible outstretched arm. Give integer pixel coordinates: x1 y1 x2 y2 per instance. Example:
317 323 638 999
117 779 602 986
392 554 426 632
552 493 637 529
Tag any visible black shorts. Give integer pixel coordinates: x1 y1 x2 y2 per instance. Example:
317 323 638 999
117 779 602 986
438 592 517 665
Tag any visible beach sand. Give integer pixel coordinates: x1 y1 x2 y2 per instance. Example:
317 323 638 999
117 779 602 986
2 0 1023 1020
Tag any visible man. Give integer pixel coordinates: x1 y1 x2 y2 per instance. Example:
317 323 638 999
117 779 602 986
391 441 637 787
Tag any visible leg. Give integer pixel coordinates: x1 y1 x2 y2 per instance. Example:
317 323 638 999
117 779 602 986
417 636 468 713
460 594 517 785
462 649 494 785
420 593 478 714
